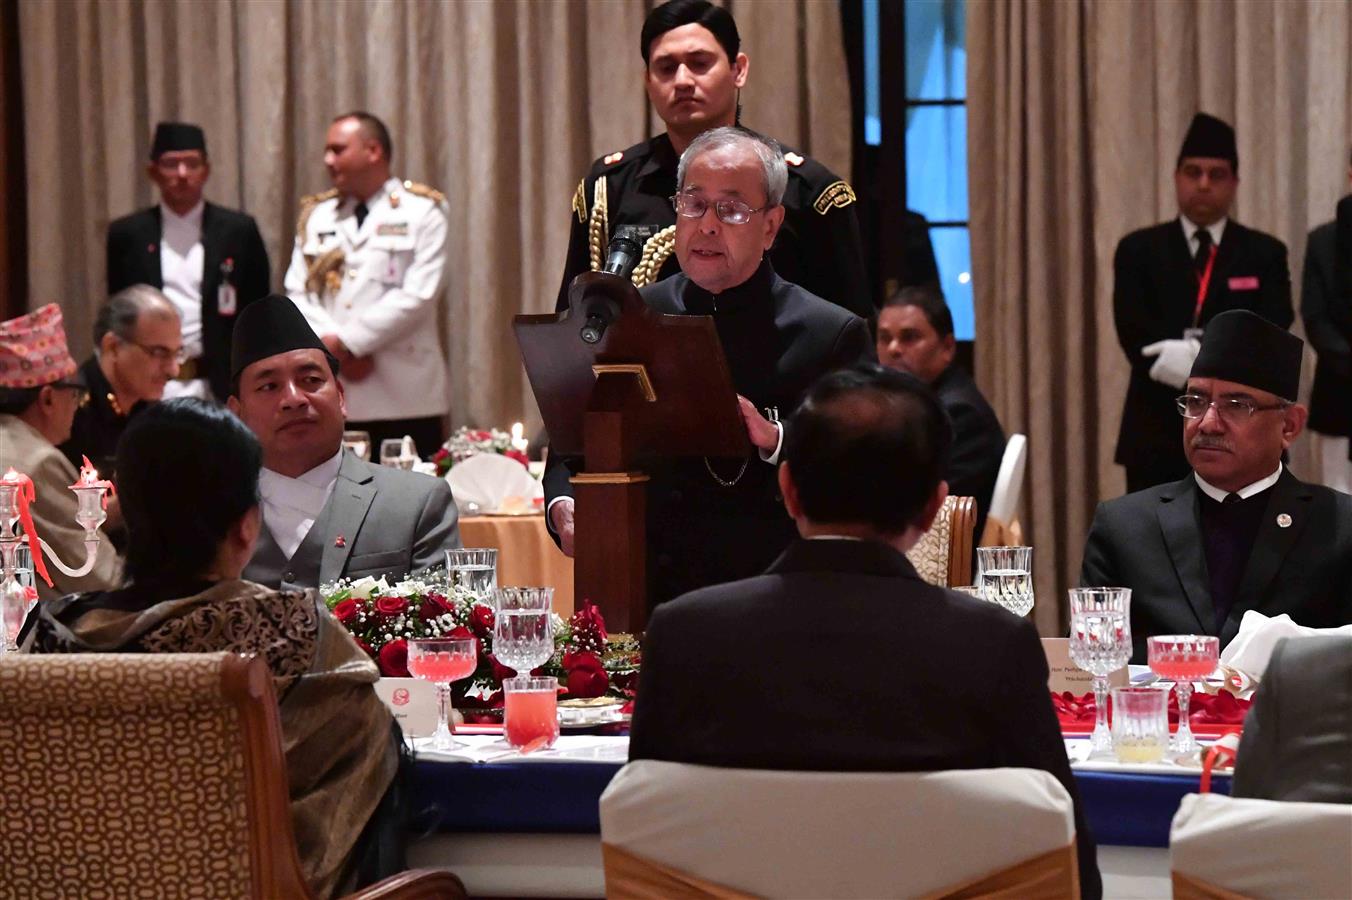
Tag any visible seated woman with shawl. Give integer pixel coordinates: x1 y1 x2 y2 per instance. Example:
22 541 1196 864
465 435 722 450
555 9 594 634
27 398 404 898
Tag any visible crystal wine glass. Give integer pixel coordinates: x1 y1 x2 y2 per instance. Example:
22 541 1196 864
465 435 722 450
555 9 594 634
976 546 1034 617
493 587 555 675
447 548 498 600
1147 634 1219 756
407 636 477 750
1068 587 1132 754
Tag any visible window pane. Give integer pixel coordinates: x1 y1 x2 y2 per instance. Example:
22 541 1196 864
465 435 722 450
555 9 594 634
929 226 974 340
863 0 881 146
905 0 966 101
905 105 967 222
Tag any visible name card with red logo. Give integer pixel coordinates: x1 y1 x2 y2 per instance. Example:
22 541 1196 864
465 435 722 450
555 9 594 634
374 677 437 736
1042 638 1128 693
1227 276 1259 291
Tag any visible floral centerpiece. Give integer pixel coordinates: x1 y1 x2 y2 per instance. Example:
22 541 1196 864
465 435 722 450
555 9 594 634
432 426 529 477
320 570 639 711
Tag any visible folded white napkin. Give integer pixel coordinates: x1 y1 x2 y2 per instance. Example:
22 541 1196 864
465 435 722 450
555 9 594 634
444 453 541 512
1221 611 1352 680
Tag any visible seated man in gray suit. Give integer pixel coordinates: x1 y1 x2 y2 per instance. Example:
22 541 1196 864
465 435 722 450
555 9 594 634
1232 634 1352 804
227 294 460 591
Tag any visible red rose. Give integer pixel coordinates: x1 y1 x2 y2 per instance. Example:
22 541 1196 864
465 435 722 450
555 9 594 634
570 599 608 642
469 604 495 638
333 598 359 626
471 429 492 441
447 625 474 640
419 592 455 622
505 448 529 467
563 649 608 698
354 638 375 658
610 668 639 698
374 595 408 618
377 639 410 677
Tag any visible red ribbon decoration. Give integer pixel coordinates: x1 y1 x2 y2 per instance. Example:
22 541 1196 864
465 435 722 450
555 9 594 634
2 470 54 589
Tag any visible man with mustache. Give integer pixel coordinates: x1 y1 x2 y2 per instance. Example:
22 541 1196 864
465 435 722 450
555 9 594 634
1081 310 1352 663
227 294 460 592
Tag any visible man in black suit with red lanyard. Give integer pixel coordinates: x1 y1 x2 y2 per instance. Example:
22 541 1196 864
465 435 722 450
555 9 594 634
1112 113 1292 492
107 122 271 402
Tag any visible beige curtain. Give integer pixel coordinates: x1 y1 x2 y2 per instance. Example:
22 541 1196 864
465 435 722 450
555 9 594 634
969 0 1352 635
19 0 851 432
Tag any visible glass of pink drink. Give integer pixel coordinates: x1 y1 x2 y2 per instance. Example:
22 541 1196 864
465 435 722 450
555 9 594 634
503 676 560 751
1147 634 1219 756
408 637 478 750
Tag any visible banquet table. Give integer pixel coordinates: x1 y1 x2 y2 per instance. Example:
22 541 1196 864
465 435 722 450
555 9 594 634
459 514 574 614
407 733 1230 898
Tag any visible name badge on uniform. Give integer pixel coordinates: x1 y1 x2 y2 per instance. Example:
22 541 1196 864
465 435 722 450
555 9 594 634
217 257 237 316
376 222 409 237
1228 276 1259 291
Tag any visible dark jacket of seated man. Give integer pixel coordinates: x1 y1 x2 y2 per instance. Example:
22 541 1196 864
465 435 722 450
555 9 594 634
1232 635 1352 804
1081 310 1352 664
629 364 1101 900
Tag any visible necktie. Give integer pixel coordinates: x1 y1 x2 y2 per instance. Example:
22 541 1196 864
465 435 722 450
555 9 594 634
355 202 369 229
1223 492 1241 505
1194 228 1213 275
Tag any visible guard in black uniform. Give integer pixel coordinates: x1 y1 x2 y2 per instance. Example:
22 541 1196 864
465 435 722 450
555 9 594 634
555 0 870 320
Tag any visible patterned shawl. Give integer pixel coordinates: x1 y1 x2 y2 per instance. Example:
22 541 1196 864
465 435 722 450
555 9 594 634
29 578 397 899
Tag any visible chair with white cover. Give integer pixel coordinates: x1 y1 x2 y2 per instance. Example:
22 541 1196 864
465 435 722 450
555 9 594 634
980 433 1026 546
599 761 1079 898
1170 793 1352 899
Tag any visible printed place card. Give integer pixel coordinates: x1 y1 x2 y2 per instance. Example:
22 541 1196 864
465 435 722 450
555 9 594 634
374 677 437 736
1042 638 1128 693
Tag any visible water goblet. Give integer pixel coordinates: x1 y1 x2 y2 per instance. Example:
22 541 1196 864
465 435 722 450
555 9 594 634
342 430 372 461
1147 634 1219 756
447 548 498 600
493 587 555 675
1068 587 1132 754
407 636 477 750
379 438 415 469
976 546 1034 616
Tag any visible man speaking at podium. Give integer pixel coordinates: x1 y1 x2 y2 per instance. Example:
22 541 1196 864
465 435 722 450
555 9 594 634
545 126 874 607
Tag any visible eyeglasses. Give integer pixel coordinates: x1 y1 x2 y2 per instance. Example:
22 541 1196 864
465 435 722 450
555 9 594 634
671 191 773 225
1176 394 1289 422
121 338 187 365
51 381 90 408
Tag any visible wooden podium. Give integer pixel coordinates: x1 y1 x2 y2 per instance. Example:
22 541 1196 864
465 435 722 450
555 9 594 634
514 272 747 632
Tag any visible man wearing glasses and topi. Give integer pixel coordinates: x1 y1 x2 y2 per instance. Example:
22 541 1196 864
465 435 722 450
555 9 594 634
1081 310 1352 663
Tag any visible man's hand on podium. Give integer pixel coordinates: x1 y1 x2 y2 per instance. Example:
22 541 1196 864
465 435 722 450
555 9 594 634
549 498 576 558
737 395 780 452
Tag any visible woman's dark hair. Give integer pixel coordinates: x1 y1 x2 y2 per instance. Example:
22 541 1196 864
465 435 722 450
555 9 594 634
640 0 740 65
115 398 262 583
783 364 952 533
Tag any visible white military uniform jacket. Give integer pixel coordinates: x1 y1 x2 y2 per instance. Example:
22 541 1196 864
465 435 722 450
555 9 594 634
284 176 450 421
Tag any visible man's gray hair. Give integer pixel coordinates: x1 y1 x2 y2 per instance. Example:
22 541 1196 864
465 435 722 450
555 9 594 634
94 284 178 347
676 126 788 207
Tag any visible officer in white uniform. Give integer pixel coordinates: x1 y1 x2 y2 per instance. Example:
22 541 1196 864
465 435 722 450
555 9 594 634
283 111 450 455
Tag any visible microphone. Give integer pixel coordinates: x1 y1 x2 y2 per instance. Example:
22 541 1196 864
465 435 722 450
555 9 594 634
601 228 643 278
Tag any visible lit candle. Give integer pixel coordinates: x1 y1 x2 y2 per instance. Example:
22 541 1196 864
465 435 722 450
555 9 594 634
510 422 529 454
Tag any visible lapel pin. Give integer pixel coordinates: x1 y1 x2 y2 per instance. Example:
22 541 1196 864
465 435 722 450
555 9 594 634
147 243 156 253
1276 514 1291 528
334 535 346 548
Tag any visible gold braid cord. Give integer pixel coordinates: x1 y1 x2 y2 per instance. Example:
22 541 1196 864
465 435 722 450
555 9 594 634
295 188 339 243
630 226 676 287
587 177 609 272
305 247 346 298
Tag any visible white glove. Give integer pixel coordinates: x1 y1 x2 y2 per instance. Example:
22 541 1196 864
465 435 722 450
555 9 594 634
1141 338 1201 390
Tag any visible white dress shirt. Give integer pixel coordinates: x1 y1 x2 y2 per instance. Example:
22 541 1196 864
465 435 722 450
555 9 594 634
259 450 343 560
159 201 205 360
1195 463 1282 503
1180 215 1227 257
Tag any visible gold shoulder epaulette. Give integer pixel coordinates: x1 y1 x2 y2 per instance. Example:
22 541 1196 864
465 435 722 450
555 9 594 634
296 188 339 240
402 180 447 204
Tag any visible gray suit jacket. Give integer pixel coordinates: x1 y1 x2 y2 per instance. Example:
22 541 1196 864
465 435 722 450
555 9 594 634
243 451 461 591
1232 635 1352 804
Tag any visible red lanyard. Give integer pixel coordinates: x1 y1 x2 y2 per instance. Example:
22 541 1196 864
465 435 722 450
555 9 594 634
1192 243 1218 328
